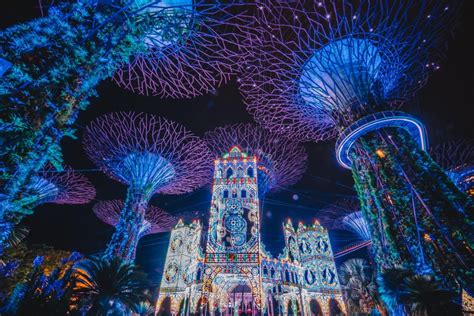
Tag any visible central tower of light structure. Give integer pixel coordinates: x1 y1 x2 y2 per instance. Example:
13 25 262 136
203 146 264 309
157 145 345 315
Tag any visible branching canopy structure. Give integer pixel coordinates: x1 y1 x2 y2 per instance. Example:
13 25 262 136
83 112 212 196
204 123 307 195
431 140 474 195
93 200 177 236
83 112 213 261
114 1 253 98
240 0 473 295
241 0 456 142
25 164 96 207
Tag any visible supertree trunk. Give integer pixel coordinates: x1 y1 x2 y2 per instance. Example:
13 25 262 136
350 128 474 293
103 188 149 262
0 1 152 223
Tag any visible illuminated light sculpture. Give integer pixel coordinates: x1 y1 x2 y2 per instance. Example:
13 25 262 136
431 140 474 196
0 0 248 246
203 123 307 196
114 1 252 99
156 147 345 316
93 200 177 257
83 112 212 261
240 0 473 293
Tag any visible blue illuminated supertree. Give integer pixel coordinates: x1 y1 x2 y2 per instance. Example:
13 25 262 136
431 140 474 196
240 0 473 292
93 200 177 258
318 199 372 258
113 1 253 98
203 123 307 196
83 112 212 261
0 1 250 247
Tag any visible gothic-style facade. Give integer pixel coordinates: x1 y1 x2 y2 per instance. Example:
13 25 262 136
156 147 345 315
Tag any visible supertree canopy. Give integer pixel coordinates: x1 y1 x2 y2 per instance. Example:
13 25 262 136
23 164 96 208
83 112 212 261
114 1 253 99
0 0 249 247
93 200 177 258
203 123 307 196
431 140 474 196
240 0 473 293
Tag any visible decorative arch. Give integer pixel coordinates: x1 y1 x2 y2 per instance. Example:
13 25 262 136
329 298 344 316
309 299 323 316
156 296 172 316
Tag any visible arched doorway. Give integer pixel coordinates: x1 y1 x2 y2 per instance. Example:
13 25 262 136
287 300 301 315
157 296 172 316
329 299 343 316
177 298 185 316
192 297 210 316
230 284 256 315
309 299 323 316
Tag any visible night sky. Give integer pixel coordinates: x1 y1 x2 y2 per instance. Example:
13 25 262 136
2 1 473 285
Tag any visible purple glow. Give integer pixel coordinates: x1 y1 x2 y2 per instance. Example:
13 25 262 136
204 123 307 194
26 164 96 205
93 200 177 235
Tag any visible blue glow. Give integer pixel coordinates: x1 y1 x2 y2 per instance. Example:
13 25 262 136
0 58 12 77
111 152 175 196
137 0 194 49
299 37 398 113
336 111 428 169
342 211 371 241
448 166 474 194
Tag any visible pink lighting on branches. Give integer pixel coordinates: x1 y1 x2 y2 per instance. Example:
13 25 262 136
83 112 212 261
93 200 178 235
203 123 307 194
26 164 96 206
113 1 254 99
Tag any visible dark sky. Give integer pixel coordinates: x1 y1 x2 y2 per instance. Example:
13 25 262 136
2 1 473 284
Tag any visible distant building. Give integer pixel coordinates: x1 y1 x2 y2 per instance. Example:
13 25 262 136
156 147 345 315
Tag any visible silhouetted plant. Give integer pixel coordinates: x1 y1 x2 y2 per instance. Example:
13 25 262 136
73 256 148 315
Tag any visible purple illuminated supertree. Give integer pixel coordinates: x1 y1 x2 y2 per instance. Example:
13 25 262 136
203 123 307 195
431 140 474 196
83 112 213 261
113 1 253 99
93 200 177 257
240 0 473 292
22 164 96 208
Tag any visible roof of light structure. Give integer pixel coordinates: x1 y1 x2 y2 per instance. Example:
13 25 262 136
240 0 458 142
26 164 96 205
93 200 177 234
203 123 307 193
83 112 213 195
113 1 253 98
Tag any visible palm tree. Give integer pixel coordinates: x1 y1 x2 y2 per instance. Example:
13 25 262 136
399 275 460 316
339 258 386 315
73 257 148 316
378 267 415 315
133 301 155 316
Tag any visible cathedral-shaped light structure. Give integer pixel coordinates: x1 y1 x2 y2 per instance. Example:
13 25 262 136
83 112 212 261
113 1 252 98
93 200 177 258
431 140 474 196
241 0 473 294
23 164 95 207
203 123 307 196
